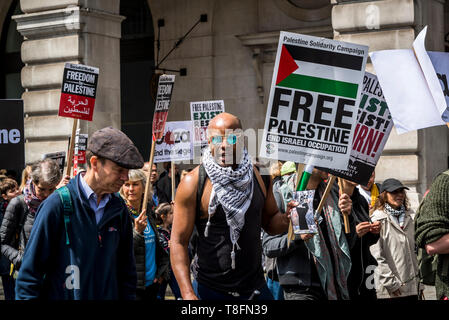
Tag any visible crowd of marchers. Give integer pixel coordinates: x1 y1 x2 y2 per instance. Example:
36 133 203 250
0 113 448 301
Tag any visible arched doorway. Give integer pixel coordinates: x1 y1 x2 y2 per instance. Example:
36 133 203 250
120 0 155 160
0 0 24 99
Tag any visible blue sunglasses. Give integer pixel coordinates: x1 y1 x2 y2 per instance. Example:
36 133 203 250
211 133 241 145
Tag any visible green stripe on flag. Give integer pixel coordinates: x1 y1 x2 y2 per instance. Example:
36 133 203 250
277 73 358 99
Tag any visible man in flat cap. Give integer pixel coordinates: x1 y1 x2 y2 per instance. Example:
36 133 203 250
16 127 144 300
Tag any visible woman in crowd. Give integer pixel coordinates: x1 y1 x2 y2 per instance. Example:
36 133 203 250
338 174 381 300
0 178 21 300
369 178 421 300
0 159 61 285
19 165 32 193
155 202 182 300
120 169 169 301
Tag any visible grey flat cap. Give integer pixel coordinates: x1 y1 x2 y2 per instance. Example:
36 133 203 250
87 127 144 169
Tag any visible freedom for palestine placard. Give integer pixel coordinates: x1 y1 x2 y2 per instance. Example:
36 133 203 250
260 31 368 170
59 63 99 121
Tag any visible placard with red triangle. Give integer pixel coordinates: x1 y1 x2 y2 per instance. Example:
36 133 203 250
276 45 299 85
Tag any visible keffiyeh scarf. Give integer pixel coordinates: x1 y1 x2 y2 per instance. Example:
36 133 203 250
202 147 253 269
385 203 406 228
304 185 352 300
23 180 43 215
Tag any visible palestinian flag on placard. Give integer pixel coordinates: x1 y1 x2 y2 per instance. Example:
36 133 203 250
276 44 364 99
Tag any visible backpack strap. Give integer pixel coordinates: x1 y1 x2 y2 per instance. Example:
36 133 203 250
253 166 267 199
196 164 207 221
56 186 73 246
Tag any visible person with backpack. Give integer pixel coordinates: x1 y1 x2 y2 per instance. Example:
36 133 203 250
369 178 421 300
15 127 143 300
415 170 449 300
0 159 62 289
170 112 292 300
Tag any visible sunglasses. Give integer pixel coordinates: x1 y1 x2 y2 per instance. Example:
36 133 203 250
210 133 242 145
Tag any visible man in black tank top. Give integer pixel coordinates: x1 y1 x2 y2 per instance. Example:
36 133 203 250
170 113 293 300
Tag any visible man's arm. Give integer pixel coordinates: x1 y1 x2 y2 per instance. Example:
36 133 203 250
425 234 449 255
416 173 449 250
171 168 199 300
261 176 290 235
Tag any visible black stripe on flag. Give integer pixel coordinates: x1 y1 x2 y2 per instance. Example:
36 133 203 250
284 44 363 71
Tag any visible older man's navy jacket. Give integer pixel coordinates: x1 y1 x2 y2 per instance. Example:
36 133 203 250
15 174 137 300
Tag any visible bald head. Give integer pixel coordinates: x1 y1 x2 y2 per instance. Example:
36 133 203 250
207 112 244 168
208 112 242 132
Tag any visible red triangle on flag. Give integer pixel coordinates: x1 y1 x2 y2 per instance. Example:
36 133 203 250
276 45 299 85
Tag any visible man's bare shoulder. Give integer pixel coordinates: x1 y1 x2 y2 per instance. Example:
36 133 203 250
177 165 200 198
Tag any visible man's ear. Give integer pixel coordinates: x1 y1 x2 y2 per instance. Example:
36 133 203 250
90 155 98 171
1 194 7 201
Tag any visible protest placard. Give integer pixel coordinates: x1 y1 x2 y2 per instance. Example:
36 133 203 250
73 129 88 175
190 100 225 157
370 26 449 134
142 74 176 212
152 75 176 141
0 100 24 170
59 63 99 121
292 190 317 235
154 121 193 163
42 151 66 174
58 63 99 176
319 72 393 185
259 31 368 170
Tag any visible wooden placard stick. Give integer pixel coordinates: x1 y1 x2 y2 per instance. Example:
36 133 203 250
315 175 337 218
171 161 176 201
294 163 305 191
287 163 305 247
337 177 351 234
142 140 157 213
65 118 78 177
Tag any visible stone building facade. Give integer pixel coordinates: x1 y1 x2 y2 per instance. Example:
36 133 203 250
1 0 449 208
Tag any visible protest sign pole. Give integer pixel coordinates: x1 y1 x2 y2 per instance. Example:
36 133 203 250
294 163 305 191
65 118 78 177
315 175 337 218
288 163 305 247
142 137 156 213
171 161 176 201
337 178 351 234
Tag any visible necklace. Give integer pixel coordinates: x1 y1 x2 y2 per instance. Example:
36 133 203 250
126 202 139 218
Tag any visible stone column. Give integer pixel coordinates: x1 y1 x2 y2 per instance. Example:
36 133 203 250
331 0 448 209
13 0 124 164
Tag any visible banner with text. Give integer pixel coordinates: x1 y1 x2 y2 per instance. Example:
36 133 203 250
190 100 225 158
319 72 393 185
152 75 176 141
259 31 368 170
0 100 24 170
59 63 99 121
154 121 193 163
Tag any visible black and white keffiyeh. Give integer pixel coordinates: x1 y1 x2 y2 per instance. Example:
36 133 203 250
202 147 254 269
385 203 406 228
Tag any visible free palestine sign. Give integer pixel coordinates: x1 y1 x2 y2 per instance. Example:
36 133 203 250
260 31 368 170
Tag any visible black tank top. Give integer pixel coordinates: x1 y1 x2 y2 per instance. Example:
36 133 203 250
192 172 266 295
